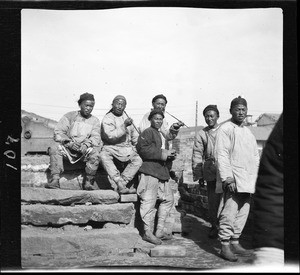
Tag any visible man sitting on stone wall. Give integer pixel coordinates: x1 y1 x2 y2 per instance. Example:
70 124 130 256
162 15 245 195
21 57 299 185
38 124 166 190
99 95 142 194
45 92 102 190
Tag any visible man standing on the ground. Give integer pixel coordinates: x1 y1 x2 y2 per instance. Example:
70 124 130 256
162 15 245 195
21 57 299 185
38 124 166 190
137 109 177 245
99 95 142 194
46 92 101 190
214 96 260 262
192 104 222 239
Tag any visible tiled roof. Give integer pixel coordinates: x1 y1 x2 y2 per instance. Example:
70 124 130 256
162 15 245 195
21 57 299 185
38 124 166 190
247 126 273 141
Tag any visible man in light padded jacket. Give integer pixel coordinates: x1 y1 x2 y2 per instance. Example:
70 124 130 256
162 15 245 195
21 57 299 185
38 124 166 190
46 92 101 190
99 95 142 194
192 104 221 239
214 96 260 262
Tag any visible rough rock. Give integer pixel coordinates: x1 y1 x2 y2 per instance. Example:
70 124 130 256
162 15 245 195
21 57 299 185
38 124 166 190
150 245 187 257
22 227 142 268
21 203 135 225
21 187 119 205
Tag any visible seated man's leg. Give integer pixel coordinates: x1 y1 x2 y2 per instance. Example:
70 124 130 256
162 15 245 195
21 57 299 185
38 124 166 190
46 143 64 189
99 147 129 193
84 147 100 190
121 151 143 193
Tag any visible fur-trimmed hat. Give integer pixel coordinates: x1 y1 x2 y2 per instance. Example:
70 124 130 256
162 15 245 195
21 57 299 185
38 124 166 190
148 109 165 121
78 93 95 105
203 105 219 116
113 95 127 104
230 96 247 109
152 94 168 104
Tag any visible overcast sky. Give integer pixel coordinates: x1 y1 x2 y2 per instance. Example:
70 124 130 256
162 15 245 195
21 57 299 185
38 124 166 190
21 7 283 127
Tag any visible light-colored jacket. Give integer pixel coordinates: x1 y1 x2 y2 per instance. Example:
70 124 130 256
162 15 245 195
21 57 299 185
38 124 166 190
214 121 260 194
139 110 179 149
54 111 101 148
192 126 219 182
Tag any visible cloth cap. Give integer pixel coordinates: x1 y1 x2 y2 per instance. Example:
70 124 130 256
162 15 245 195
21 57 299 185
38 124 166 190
203 105 219 116
230 96 247 109
152 94 168 104
113 95 127 104
78 93 95 105
148 109 165 121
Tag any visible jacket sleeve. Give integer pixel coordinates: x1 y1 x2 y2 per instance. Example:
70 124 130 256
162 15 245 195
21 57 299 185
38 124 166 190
192 130 205 181
252 114 283 250
54 114 72 143
214 126 234 182
137 130 168 161
82 117 101 148
160 122 179 141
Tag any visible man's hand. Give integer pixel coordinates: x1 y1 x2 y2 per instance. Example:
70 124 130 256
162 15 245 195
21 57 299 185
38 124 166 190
222 177 236 193
124 117 133 127
167 149 177 160
172 121 184 130
62 138 71 145
66 141 81 152
198 178 206 188
80 144 88 154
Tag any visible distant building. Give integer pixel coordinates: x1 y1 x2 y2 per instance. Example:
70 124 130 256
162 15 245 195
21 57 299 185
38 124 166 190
254 113 281 127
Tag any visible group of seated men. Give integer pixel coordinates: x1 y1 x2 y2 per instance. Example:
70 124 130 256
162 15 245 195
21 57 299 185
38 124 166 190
45 92 184 244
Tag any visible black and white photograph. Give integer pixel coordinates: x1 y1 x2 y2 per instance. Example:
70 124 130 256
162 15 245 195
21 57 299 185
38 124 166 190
0 0 298 272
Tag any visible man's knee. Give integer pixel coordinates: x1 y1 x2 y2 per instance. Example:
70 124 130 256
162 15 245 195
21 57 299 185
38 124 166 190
48 144 60 156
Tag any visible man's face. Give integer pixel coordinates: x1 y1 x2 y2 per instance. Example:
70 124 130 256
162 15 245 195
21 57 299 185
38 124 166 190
204 110 219 128
230 104 248 125
112 99 126 116
80 100 95 118
150 114 164 129
152 98 167 113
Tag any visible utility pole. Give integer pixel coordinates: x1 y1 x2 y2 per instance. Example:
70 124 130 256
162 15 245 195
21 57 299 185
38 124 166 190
195 100 198 137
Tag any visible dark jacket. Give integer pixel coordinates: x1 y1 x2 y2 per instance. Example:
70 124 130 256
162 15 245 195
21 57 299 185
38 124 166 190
137 126 170 181
252 114 283 250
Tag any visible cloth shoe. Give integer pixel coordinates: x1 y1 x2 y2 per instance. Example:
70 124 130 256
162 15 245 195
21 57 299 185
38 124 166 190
143 230 162 245
155 228 173 240
231 242 253 257
45 175 60 189
220 244 238 262
116 177 130 194
128 185 137 194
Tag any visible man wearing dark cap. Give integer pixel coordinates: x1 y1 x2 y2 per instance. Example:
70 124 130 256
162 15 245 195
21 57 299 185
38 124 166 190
99 95 142 194
214 96 260 262
139 94 184 151
136 109 177 245
192 104 221 239
46 92 101 190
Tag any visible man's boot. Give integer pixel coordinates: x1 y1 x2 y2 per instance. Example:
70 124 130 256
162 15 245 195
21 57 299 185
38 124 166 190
45 174 60 189
84 175 97 191
220 242 238 262
155 228 173 240
128 185 137 194
231 239 253 256
142 230 162 245
116 177 130 194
